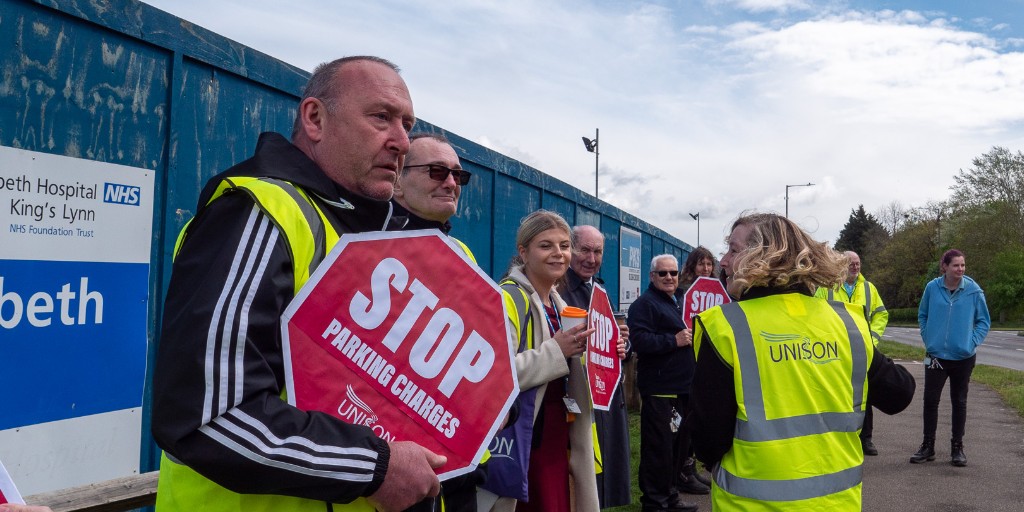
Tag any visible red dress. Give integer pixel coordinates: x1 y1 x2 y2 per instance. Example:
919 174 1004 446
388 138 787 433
516 304 571 512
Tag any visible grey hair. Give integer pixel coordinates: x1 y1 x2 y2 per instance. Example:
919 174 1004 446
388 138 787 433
650 254 678 272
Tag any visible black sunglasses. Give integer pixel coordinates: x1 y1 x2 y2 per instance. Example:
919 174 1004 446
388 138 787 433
655 270 679 277
404 164 472 185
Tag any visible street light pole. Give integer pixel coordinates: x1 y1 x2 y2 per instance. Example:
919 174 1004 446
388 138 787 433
689 212 700 246
784 182 815 218
581 128 599 198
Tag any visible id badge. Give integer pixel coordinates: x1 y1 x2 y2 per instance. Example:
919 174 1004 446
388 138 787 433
563 397 582 414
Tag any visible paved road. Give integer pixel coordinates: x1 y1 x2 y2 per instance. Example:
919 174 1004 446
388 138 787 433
677 362 1024 512
884 326 1024 372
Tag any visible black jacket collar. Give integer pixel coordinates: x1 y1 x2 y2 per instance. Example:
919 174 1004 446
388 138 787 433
389 201 452 234
196 132 395 231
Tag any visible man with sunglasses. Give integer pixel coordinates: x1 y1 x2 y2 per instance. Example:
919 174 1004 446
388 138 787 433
627 255 700 512
392 133 486 512
392 133 471 237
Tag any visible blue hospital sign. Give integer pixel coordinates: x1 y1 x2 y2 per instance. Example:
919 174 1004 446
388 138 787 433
0 147 153 494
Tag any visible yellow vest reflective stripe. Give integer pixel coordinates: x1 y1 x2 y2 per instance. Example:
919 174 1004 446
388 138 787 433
158 177 377 512
818 278 887 344
500 280 533 352
700 295 872 509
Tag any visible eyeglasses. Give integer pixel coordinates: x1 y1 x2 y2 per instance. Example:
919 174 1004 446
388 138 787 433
404 164 472 185
655 270 679 277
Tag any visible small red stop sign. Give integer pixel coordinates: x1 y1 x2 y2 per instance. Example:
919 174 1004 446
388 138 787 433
681 276 731 329
281 230 517 480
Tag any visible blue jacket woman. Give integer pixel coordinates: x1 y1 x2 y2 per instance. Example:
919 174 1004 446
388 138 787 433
918 275 990 361
911 249 990 467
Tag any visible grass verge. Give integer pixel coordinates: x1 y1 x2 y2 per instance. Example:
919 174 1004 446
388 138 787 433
878 339 1024 420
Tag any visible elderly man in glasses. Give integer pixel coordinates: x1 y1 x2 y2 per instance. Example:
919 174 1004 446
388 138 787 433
627 254 700 512
392 133 471 235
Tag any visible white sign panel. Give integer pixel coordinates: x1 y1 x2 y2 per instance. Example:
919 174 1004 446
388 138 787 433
0 146 154 494
618 227 642 312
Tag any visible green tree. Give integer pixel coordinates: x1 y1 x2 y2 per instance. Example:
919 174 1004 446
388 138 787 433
950 146 1024 245
872 221 935 308
835 205 889 274
986 246 1024 323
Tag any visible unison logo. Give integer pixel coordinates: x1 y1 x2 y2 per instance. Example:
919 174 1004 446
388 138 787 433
761 331 840 364
336 384 396 442
103 183 141 206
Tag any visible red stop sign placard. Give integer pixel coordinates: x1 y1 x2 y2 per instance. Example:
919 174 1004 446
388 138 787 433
281 230 517 480
681 276 731 329
586 284 621 411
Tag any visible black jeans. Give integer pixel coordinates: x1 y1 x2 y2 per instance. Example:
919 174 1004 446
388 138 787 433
922 354 976 442
639 394 688 509
861 401 874 439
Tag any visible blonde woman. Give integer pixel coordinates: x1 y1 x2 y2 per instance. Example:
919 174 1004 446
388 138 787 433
688 213 915 511
481 210 624 512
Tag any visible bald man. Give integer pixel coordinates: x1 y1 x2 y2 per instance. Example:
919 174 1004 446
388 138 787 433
815 250 889 455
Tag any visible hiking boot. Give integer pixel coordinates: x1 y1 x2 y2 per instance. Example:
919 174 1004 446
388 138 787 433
909 438 935 463
862 437 879 456
951 439 967 467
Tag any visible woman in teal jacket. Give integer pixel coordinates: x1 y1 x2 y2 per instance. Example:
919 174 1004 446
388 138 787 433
910 249 990 467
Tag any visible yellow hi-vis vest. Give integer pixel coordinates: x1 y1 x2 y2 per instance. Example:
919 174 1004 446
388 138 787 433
158 176 376 512
694 293 873 512
814 274 888 344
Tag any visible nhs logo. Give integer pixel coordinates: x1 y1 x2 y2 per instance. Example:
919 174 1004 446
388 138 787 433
103 182 141 206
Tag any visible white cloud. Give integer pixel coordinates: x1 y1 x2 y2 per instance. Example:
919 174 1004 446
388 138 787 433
140 0 1024 256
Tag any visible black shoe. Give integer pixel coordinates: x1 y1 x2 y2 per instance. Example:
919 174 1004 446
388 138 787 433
678 474 710 495
909 439 935 463
668 493 700 511
693 465 712 488
862 437 878 456
951 439 967 467
644 505 698 512
679 458 711 494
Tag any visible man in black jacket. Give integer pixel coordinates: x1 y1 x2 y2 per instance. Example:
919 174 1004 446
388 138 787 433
559 225 633 509
152 56 444 512
627 254 699 512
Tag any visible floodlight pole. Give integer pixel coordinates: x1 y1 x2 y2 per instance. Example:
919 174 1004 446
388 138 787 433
689 212 700 246
581 129 599 198
784 182 815 218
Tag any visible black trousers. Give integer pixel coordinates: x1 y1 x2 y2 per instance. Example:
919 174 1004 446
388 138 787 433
639 394 688 509
922 354 976 442
861 401 874 439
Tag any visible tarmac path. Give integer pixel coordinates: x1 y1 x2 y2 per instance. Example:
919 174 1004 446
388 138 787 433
676 359 1024 511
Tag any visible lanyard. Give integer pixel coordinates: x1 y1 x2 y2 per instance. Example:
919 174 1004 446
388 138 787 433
541 297 573 403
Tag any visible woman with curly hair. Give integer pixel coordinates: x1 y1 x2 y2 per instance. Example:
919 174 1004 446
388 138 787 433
687 212 915 512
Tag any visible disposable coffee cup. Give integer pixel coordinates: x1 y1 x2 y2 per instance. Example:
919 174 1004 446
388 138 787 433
613 312 627 327
561 306 588 332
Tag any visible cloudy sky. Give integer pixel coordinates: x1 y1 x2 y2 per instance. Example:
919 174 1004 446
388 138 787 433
144 0 1024 255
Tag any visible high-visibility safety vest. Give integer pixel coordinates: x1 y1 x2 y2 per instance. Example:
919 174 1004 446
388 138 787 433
814 274 888 344
694 293 874 512
158 176 375 512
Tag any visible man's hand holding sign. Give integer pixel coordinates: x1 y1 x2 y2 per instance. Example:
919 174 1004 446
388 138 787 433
281 231 518 481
